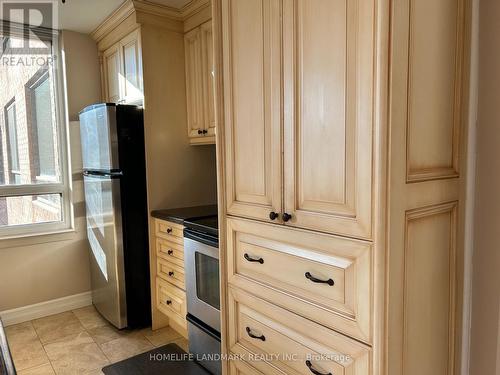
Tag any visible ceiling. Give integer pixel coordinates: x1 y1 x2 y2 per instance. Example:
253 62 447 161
58 0 191 34
58 0 126 33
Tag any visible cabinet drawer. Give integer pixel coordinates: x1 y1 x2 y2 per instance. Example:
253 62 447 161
156 238 184 267
227 218 372 343
229 359 285 375
156 277 187 327
228 287 371 375
157 258 186 290
155 219 184 244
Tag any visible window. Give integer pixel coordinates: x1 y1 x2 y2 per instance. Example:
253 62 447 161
28 71 57 181
0 28 71 237
4 100 20 184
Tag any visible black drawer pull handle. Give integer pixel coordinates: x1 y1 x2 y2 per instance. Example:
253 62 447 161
246 327 265 341
166 300 172 305
305 272 334 286
244 253 264 264
306 360 332 375
167 249 174 255
166 228 172 234
168 271 174 277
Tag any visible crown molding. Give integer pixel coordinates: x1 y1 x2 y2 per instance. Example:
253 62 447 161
180 0 210 19
90 0 210 43
90 0 135 42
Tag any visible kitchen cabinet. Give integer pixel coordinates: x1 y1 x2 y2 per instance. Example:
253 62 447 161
214 0 471 374
93 0 217 339
185 20 216 145
101 29 143 104
222 0 372 239
152 218 188 337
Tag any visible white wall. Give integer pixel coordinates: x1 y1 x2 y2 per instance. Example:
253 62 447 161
0 30 100 312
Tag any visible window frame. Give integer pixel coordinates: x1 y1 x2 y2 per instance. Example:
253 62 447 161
0 27 73 238
3 99 21 180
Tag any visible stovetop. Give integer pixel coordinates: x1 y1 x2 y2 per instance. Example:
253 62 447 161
183 215 219 238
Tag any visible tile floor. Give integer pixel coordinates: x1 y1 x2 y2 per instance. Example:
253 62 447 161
5 306 189 375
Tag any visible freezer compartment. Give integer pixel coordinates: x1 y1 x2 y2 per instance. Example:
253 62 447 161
79 104 120 172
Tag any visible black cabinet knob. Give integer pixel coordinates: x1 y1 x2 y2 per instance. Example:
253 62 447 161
282 212 292 222
166 228 172 234
168 271 174 277
269 211 279 221
166 300 172 305
167 250 174 256
198 129 203 135
202 129 208 134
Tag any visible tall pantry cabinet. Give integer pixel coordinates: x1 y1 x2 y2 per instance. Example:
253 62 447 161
213 0 471 374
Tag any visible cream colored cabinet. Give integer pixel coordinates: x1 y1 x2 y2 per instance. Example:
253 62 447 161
101 29 143 104
102 44 121 103
151 218 188 337
185 21 216 145
201 21 216 137
214 0 471 374
222 0 373 239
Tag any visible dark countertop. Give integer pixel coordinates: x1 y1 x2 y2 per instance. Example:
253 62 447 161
151 205 218 225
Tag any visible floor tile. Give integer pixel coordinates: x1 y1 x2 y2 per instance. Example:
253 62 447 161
6 322 49 371
142 326 182 347
18 363 55 375
8 338 50 371
33 312 85 344
5 322 38 346
172 337 189 353
99 334 154 363
86 325 135 345
43 331 108 375
72 306 108 330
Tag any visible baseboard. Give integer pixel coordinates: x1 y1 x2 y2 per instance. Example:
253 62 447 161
0 291 92 326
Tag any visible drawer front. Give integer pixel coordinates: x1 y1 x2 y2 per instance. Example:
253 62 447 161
227 218 372 343
157 258 186 290
156 238 184 267
156 277 187 323
229 287 371 375
155 219 184 244
229 359 285 375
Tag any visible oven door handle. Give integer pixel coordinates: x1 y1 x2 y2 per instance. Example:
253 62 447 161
184 229 219 248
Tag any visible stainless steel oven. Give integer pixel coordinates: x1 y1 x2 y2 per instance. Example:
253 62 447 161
184 216 221 375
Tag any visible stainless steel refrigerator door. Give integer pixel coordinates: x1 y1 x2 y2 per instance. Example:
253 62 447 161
184 237 221 332
83 174 127 328
79 105 119 171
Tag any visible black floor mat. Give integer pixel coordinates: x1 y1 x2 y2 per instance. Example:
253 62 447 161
102 344 212 375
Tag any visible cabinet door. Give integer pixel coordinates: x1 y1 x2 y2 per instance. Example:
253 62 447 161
185 27 205 140
103 44 122 103
282 0 375 239
121 29 143 103
222 0 282 222
201 21 216 138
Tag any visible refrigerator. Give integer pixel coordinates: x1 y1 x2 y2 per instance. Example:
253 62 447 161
79 103 151 329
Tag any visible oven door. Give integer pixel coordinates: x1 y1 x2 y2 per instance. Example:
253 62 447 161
184 231 221 333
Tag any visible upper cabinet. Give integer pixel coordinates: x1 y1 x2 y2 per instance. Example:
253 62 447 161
185 20 216 145
222 0 374 239
101 29 143 104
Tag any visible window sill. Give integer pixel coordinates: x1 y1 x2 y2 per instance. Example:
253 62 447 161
0 226 83 250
